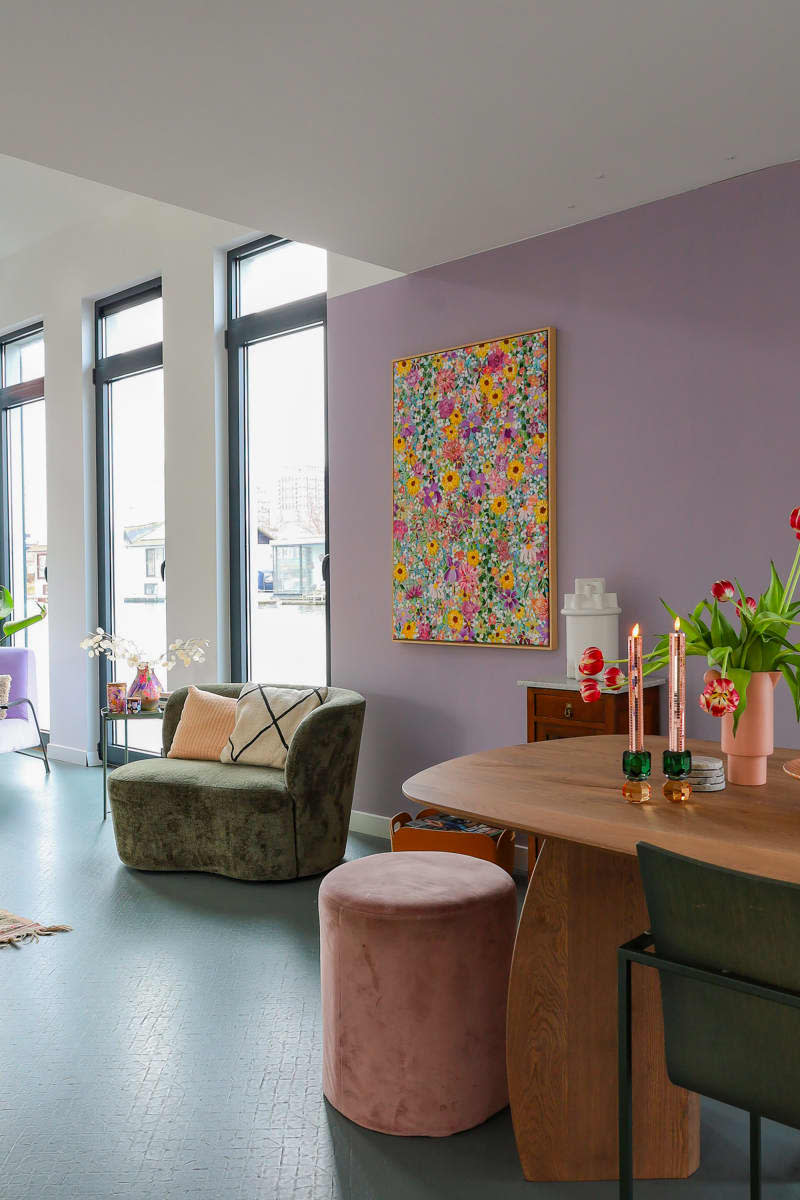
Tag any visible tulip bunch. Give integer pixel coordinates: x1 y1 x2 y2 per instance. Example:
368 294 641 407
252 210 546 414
576 507 800 734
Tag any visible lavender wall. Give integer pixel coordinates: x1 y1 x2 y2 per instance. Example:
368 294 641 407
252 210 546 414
328 163 800 817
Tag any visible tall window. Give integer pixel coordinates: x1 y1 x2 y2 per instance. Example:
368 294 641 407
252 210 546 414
228 237 328 684
0 325 49 727
95 283 164 755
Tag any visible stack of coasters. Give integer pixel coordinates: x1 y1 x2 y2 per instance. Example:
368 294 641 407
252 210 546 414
688 755 726 792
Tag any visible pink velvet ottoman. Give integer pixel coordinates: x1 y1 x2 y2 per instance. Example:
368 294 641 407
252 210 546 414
319 850 517 1136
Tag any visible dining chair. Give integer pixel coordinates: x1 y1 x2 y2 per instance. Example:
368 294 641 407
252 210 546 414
618 841 800 1199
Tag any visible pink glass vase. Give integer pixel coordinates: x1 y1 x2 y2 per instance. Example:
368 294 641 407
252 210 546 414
721 671 780 786
128 663 163 712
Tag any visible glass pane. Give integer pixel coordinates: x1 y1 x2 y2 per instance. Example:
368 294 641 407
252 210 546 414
246 326 326 683
104 297 163 357
4 331 44 386
109 368 166 752
6 400 49 727
239 242 326 317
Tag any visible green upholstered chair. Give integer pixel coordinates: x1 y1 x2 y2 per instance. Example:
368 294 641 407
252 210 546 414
107 684 366 882
619 842 800 1199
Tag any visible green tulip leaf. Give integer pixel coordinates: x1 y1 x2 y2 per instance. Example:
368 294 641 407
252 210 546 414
710 600 738 649
727 667 752 736
780 665 800 722
763 561 785 614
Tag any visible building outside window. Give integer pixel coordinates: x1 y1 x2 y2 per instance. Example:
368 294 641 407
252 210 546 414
95 283 165 755
227 237 328 684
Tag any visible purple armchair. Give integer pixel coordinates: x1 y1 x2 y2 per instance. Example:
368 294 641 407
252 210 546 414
0 646 49 772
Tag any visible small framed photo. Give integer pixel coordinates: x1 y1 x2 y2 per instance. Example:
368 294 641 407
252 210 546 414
106 682 127 714
126 696 142 714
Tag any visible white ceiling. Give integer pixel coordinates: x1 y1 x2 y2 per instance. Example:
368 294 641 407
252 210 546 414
0 0 798 273
0 155 130 258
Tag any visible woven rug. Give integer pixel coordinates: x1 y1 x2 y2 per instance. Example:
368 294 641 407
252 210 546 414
0 908 71 948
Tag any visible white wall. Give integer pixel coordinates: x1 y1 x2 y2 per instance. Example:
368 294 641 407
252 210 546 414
0 197 251 762
0 195 399 763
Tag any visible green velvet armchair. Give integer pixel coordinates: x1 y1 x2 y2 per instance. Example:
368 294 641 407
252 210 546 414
107 684 366 881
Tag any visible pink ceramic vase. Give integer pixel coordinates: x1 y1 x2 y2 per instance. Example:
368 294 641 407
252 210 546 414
721 671 780 786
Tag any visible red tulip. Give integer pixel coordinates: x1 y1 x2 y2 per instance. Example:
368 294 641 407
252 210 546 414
698 676 740 717
791 506 800 541
578 646 604 677
580 679 602 703
710 580 735 603
604 666 626 691
735 595 757 618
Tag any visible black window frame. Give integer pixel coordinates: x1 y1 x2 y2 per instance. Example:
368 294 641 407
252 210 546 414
0 321 46 625
226 236 329 684
95 280 163 761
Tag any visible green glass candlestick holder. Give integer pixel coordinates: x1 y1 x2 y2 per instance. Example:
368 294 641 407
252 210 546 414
622 749 651 804
662 748 693 803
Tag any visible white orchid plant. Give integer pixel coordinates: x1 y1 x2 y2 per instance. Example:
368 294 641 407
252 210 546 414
80 629 209 671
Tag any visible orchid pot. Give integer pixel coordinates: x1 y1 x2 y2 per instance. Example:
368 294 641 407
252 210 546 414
80 631 210 708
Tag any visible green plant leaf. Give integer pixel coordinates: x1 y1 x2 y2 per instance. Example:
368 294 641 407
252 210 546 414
659 598 680 625
0 586 12 622
692 599 711 624
763 561 785 614
708 645 731 669
2 608 46 638
745 640 764 672
727 667 752 736
780 665 800 722
692 616 712 647
710 600 739 649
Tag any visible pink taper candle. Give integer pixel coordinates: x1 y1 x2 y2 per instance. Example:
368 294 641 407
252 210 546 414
627 624 644 752
668 617 686 753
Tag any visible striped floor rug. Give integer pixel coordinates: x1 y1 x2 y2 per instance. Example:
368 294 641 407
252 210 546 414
0 909 71 948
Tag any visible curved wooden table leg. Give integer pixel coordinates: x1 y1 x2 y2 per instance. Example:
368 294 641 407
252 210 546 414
507 837 700 1182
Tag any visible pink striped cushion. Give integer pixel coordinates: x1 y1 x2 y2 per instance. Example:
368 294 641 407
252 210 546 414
167 686 237 761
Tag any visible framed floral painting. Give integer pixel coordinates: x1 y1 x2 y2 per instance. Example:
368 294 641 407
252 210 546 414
392 327 556 648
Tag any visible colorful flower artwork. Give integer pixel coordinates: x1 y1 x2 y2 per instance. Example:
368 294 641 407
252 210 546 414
392 327 556 648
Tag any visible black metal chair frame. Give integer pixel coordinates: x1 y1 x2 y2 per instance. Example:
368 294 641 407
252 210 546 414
618 931 800 1200
0 697 50 773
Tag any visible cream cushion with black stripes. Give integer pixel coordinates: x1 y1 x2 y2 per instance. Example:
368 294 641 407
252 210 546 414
220 683 328 768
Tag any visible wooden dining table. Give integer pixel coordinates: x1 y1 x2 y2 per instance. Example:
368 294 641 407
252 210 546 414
402 734 800 1183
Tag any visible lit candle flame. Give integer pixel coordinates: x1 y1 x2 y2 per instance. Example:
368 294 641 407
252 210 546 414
674 616 681 632
631 623 640 637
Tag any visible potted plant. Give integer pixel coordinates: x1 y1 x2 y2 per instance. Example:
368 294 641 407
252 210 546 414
1 585 46 643
577 506 800 785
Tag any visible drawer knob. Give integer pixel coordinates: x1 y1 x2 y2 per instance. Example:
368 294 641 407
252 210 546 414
564 702 574 719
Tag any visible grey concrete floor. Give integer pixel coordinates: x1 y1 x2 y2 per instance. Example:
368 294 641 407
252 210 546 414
2 752 800 1198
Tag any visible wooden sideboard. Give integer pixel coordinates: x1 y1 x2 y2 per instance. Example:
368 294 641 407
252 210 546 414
519 676 664 743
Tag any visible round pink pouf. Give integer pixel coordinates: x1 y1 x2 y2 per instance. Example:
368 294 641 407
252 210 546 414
319 850 517 1137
